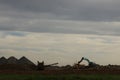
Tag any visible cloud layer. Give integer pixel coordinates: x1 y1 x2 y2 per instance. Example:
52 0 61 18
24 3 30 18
0 1 120 65
0 31 120 65
1 0 120 21
0 0 120 35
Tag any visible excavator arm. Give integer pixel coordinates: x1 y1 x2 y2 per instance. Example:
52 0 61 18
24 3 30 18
78 57 84 64
78 57 99 68
78 57 90 64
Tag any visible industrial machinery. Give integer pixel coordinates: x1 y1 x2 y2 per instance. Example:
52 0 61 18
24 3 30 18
78 57 99 67
37 61 58 70
74 57 99 69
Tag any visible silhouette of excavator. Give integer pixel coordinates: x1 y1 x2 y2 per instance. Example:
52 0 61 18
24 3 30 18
74 57 99 69
78 57 99 67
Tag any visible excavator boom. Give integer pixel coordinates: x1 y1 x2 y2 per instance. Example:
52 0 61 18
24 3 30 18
77 57 99 68
78 57 84 64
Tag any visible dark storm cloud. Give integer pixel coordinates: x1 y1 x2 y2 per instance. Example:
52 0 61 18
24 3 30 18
0 0 60 13
1 0 120 21
0 0 120 35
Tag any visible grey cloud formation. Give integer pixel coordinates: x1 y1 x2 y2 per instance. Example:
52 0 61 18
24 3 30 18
0 0 120 35
1 1 120 65
1 0 120 21
0 31 120 65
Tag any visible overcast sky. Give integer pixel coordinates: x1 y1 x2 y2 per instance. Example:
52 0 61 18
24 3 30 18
0 0 120 65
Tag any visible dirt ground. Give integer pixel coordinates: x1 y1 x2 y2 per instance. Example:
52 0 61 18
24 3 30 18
0 69 120 75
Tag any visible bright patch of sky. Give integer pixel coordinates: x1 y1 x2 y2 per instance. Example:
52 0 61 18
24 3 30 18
0 31 120 65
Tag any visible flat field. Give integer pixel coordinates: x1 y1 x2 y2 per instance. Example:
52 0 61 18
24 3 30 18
0 74 120 80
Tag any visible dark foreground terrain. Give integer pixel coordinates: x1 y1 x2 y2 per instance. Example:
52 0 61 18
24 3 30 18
0 74 120 80
0 70 120 80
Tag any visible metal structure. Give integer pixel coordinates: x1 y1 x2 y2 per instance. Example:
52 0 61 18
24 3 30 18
78 57 99 68
74 57 99 69
37 61 58 70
